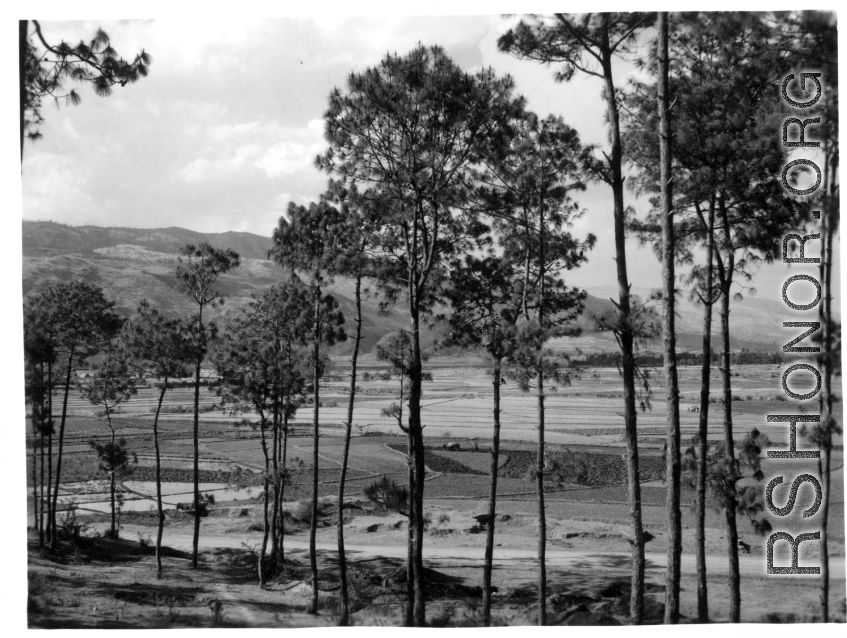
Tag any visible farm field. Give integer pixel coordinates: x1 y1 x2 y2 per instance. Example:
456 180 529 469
26 360 846 626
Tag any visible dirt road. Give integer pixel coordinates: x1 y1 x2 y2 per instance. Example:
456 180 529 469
114 524 844 580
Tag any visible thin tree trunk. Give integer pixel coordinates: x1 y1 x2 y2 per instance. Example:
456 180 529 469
409 304 426 627
405 395 415 628
275 402 284 572
51 348 75 546
258 414 271 588
35 361 46 545
46 361 53 545
720 288 741 623
717 199 740 623
250 410 271 589
600 28 644 623
192 305 204 569
338 275 362 626
535 205 547 628
482 356 503 626
31 363 42 546
658 13 682 623
108 414 116 537
308 273 321 615
817 192 835 621
280 342 292 569
281 405 290 568
153 378 168 578
270 400 280 571
31 402 39 541
39 366 46 547
695 200 716 623
536 365 547 627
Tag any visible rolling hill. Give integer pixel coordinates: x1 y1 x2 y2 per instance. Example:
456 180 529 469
22 221 792 355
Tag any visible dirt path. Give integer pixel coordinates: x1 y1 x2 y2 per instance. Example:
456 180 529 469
115 524 844 581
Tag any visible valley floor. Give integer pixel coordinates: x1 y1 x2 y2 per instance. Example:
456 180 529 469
26 363 846 626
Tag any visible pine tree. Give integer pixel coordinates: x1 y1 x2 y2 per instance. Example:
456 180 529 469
498 14 656 621
175 243 240 568
317 44 520 625
323 182 382 625
79 353 137 537
470 111 593 625
25 282 124 546
122 300 193 577
214 283 310 587
271 201 347 615
442 254 522 625
624 13 807 621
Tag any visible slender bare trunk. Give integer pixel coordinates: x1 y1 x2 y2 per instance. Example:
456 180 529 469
258 414 271 588
308 274 321 615
482 357 503 626
107 414 116 537
51 349 75 546
30 406 39 541
275 404 284 572
717 199 740 623
31 363 43 546
270 401 280 571
535 204 547 627
658 13 682 623
409 303 426 627
192 305 204 569
278 397 290 569
600 26 644 622
817 190 835 621
535 369 547 627
153 378 168 578
38 366 46 547
338 276 362 626
695 200 716 623
405 409 415 627
46 361 53 545
720 288 740 623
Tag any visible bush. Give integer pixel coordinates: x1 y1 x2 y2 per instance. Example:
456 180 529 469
291 498 329 524
176 492 216 517
362 476 408 515
58 501 88 542
137 531 152 551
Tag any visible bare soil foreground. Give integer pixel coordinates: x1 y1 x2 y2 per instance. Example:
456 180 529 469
27 362 846 627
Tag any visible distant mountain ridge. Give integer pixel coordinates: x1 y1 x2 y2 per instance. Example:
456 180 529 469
22 221 791 354
23 221 273 261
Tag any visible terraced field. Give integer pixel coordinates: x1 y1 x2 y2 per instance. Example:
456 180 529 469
27 361 842 529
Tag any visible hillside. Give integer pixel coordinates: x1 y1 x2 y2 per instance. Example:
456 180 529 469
22 221 789 355
22 222 410 356
22 221 273 261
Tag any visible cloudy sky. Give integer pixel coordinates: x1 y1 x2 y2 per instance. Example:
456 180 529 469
17 9 839 299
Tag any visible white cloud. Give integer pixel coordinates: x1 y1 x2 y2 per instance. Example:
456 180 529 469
255 138 323 177
175 113 326 182
59 119 81 142
21 152 93 221
177 144 263 182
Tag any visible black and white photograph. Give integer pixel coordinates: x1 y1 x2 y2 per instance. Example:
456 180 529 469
9 4 845 629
